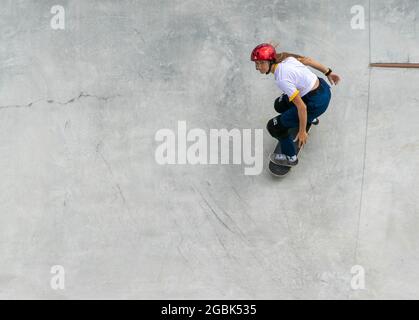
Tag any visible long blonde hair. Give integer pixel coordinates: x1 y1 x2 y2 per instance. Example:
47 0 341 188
275 52 305 63
269 41 306 63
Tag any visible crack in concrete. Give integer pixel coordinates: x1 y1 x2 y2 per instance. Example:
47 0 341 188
116 184 127 204
48 91 121 105
133 28 146 44
193 186 235 234
0 98 44 110
354 59 373 264
96 142 143 248
0 91 120 110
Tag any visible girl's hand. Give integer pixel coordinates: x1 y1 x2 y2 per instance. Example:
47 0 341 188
327 72 341 85
294 130 309 149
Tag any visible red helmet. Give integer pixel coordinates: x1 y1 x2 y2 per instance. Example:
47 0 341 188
250 43 277 62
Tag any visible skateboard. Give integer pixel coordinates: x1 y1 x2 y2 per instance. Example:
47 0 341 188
269 118 319 177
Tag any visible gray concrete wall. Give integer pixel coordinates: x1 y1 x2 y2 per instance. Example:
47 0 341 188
0 0 418 299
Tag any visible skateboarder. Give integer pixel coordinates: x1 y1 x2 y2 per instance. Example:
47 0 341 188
250 43 341 167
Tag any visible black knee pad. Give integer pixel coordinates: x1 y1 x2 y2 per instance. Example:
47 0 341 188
274 94 291 114
267 116 289 139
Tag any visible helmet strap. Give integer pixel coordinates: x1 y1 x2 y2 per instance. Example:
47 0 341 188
266 61 274 75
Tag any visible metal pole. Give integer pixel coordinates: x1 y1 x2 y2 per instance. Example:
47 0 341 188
370 63 419 68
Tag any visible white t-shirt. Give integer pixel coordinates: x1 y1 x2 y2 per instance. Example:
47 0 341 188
274 57 318 101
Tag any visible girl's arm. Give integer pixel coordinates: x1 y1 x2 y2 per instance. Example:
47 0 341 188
297 56 329 74
297 55 341 85
277 50 341 85
279 52 328 74
292 95 309 148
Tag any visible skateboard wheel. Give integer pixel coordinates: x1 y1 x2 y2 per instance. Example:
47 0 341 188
312 118 320 125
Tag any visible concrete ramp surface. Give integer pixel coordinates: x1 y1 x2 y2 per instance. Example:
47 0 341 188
0 0 418 299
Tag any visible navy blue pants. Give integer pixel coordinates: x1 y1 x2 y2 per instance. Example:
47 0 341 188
267 77 331 156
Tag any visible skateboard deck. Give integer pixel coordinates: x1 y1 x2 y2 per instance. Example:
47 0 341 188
269 120 318 177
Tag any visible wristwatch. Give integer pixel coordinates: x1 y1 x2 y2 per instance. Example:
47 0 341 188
325 68 332 76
